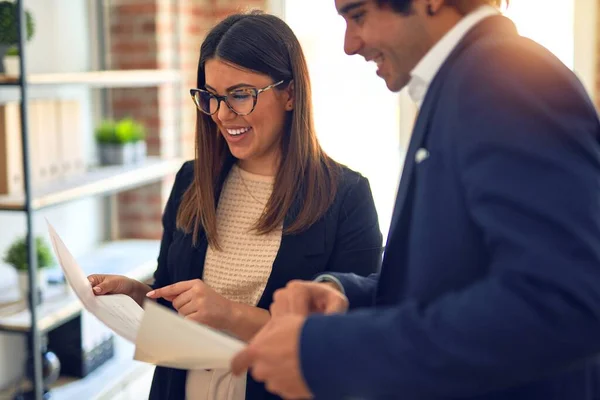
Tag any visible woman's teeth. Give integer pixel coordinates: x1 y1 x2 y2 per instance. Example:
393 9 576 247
227 127 251 136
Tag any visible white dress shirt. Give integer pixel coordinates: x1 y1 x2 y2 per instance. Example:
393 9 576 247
407 5 500 107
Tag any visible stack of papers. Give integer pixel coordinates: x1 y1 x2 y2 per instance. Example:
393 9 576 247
46 221 245 370
134 301 245 369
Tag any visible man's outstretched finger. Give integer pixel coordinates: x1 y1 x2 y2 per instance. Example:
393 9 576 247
231 346 257 376
270 292 292 317
324 298 347 314
322 292 349 314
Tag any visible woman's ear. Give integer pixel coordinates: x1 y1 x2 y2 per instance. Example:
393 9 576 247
285 80 294 111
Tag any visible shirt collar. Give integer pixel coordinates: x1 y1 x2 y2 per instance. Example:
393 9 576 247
407 5 500 107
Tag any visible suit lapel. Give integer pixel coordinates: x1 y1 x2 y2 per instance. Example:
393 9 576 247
386 16 517 240
387 94 434 238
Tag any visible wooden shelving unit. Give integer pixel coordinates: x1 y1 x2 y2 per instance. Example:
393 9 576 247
49 337 154 400
0 75 20 85
0 157 183 211
0 70 182 104
0 336 155 400
0 69 180 88
0 240 161 400
0 2 183 399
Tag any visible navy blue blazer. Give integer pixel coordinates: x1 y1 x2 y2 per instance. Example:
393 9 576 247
147 158 383 400
300 16 600 399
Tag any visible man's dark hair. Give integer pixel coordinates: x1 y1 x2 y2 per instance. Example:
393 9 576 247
376 0 506 15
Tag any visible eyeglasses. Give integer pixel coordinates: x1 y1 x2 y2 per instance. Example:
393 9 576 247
190 80 285 116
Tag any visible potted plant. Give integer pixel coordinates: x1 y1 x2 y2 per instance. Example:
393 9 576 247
0 1 35 75
95 118 146 165
116 117 147 162
3 235 54 301
3 45 19 75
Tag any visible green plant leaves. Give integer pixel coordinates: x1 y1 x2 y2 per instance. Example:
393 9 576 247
3 236 54 271
95 118 146 144
0 1 35 46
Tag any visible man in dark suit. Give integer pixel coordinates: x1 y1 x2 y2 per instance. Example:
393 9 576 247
232 0 600 398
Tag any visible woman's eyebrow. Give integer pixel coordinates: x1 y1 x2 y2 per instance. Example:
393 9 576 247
204 83 255 92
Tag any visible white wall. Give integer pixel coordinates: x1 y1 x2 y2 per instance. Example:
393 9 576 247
573 0 598 101
283 0 596 240
0 0 105 389
505 1 575 69
504 0 598 101
284 0 402 239
267 0 285 18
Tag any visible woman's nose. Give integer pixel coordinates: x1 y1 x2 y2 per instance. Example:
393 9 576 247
216 100 236 121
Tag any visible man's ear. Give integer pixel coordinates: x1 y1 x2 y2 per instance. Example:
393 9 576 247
285 80 294 111
421 0 444 16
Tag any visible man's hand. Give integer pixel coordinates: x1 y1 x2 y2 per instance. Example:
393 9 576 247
270 280 349 317
231 315 313 399
146 279 234 331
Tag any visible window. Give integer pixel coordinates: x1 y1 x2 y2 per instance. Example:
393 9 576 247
281 0 582 237
285 0 402 237
503 1 598 101
503 0 575 69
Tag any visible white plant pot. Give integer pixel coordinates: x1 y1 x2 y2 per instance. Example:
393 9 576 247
3 56 20 76
18 270 48 299
98 143 137 165
134 141 147 163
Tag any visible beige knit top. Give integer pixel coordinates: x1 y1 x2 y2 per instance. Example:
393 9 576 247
186 164 283 400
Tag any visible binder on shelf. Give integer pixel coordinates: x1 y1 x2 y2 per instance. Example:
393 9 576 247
57 100 85 178
0 103 25 195
0 99 86 196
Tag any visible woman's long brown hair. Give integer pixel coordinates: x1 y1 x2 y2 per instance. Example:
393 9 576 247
177 11 340 249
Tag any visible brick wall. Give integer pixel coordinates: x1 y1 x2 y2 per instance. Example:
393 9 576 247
179 0 266 160
108 0 267 240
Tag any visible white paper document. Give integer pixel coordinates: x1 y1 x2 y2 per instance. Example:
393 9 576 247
47 220 245 370
46 221 144 343
134 300 246 370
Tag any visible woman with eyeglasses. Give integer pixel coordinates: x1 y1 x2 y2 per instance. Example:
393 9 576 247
88 10 383 400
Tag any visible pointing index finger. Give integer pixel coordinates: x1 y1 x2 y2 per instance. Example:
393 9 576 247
147 280 194 299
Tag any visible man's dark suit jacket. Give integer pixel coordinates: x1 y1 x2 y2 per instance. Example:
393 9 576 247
301 16 600 399
147 158 383 400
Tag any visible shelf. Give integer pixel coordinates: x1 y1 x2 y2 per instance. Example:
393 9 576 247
0 239 160 334
0 75 18 84
0 80 20 87
0 69 181 88
0 336 154 400
50 336 154 400
0 157 184 211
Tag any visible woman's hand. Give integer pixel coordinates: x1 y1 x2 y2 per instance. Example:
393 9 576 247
87 274 151 307
147 279 235 332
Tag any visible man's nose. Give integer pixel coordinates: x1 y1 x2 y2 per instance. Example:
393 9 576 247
344 28 363 56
